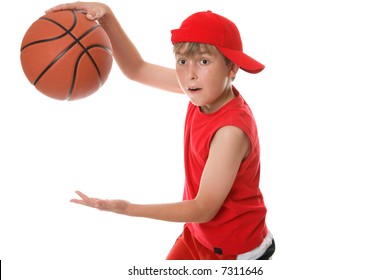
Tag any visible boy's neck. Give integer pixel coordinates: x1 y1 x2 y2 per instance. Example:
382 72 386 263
200 87 236 114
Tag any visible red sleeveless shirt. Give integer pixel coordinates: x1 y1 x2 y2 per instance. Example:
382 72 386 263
183 87 268 255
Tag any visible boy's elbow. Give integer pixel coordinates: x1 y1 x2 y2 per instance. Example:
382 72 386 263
117 58 145 82
122 66 141 81
199 214 215 223
195 214 213 223
193 201 219 223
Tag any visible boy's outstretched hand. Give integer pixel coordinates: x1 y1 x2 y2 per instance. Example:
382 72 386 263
71 191 129 214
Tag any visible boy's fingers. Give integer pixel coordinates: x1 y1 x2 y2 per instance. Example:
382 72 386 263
71 191 93 205
70 198 100 208
46 3 83 13
75 190 88 199
45 4 101 21
70 199 90 207
71 191 106 208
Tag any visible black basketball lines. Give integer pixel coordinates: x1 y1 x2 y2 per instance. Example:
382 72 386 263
21 10 112 100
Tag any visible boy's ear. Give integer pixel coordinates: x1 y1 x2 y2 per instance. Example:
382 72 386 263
229 63 239 78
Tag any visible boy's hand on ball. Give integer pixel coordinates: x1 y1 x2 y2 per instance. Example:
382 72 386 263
46 2 110 21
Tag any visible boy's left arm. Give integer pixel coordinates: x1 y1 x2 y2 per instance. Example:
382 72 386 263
70 126 250 223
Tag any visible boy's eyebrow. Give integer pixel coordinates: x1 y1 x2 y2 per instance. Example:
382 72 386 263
176 51 213 56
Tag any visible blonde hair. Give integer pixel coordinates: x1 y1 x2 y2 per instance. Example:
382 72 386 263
173 42 232 66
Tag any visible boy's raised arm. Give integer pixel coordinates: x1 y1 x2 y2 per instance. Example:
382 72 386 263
47 2 182 93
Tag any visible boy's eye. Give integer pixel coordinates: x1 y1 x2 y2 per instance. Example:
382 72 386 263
178 59 186 65
200 59 209 65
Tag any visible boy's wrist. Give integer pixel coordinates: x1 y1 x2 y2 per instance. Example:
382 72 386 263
98 6 114 26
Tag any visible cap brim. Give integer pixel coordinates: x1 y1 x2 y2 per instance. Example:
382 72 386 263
216 46 265 74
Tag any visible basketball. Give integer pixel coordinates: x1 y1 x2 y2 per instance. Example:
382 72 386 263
20 10 113 101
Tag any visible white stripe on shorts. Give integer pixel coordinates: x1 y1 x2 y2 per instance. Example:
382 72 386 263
236 231 274 260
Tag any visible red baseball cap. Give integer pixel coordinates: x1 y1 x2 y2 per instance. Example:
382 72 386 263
171 11 264 74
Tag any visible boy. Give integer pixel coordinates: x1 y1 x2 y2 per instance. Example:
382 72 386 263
47 2 275 260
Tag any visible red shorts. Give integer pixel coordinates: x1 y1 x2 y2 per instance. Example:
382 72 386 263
166 225 236 260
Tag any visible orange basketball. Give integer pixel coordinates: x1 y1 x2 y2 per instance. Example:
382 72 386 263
20 10 113 101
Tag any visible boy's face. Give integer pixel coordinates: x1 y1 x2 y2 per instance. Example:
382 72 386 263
175 45 238 113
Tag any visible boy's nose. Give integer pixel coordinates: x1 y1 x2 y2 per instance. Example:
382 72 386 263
186 64 198 80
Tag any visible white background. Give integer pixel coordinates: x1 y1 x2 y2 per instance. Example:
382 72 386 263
1 0 389 279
